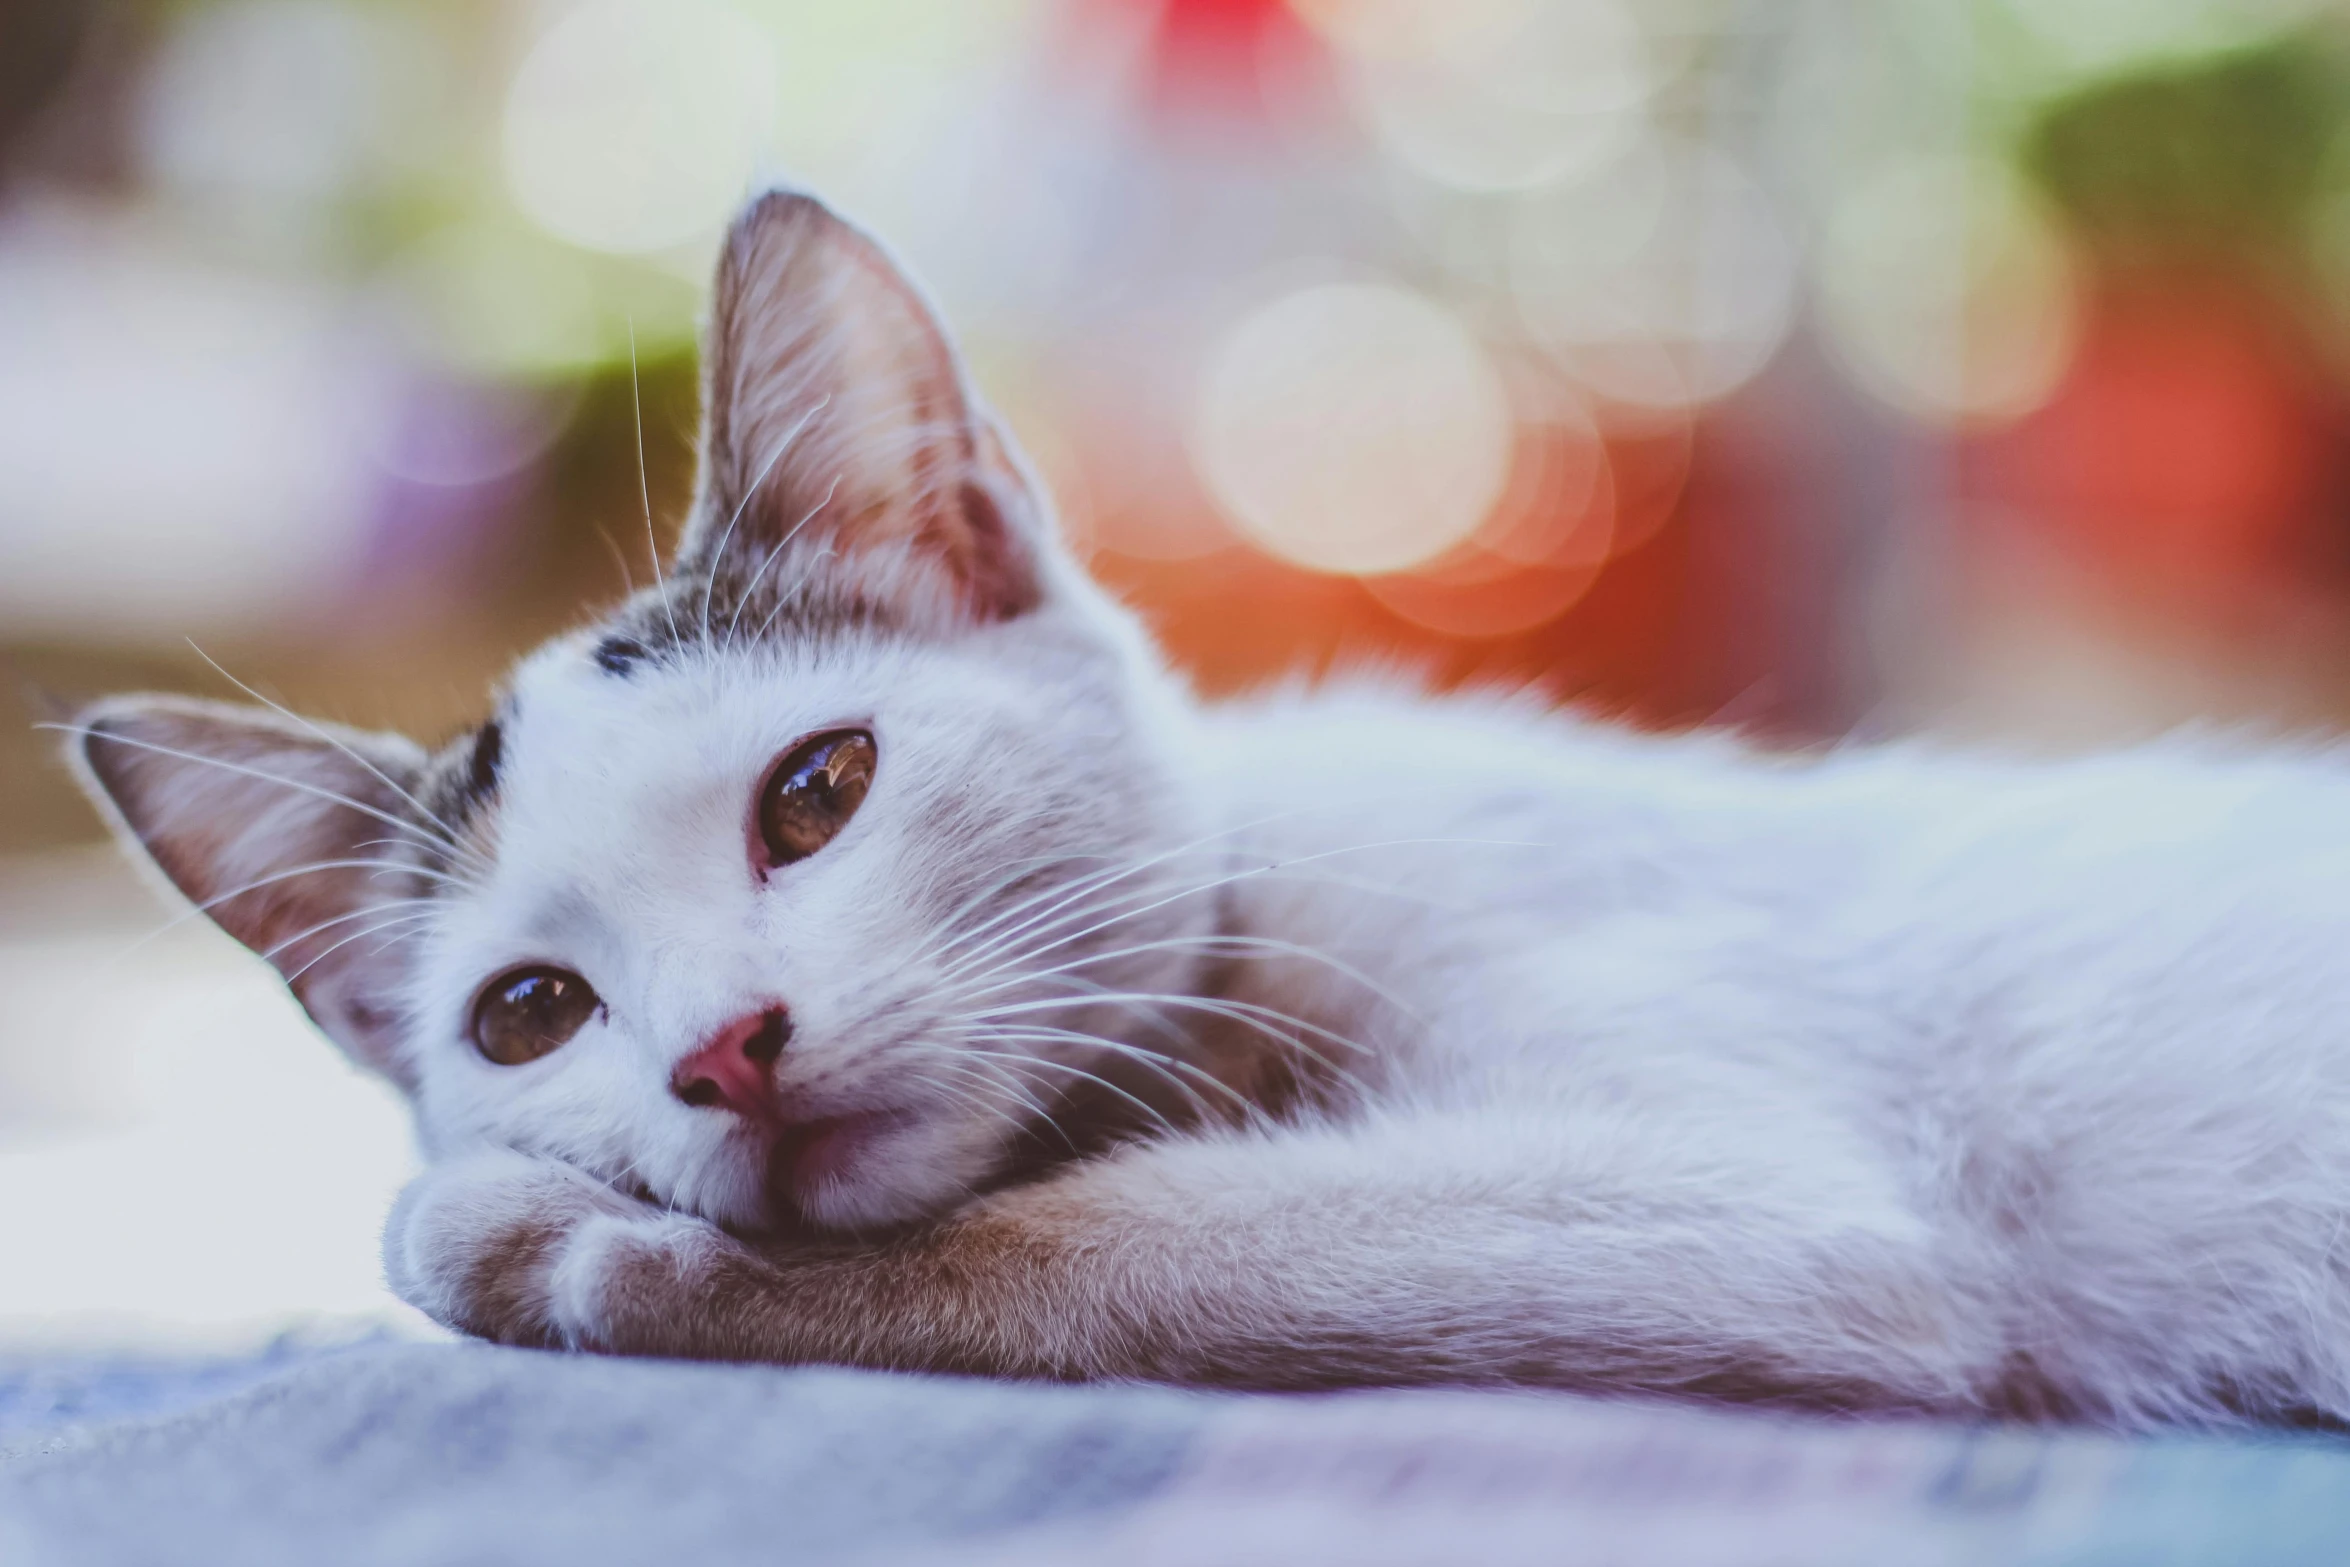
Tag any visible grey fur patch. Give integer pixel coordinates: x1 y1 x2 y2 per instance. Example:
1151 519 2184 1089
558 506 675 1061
416 711 512 864
581 571 898 673
594 635 650 676
469 720 504 800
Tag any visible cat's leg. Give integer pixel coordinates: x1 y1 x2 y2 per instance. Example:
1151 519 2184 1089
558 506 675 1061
388 1102 1991 1410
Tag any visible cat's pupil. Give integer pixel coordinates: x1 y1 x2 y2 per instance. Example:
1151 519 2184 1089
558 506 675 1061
472 966 599 1067
759 730 876 866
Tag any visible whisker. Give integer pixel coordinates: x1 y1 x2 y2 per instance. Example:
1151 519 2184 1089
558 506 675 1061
913 1059 1041 1135
593 522 638 595
975 1000 1373 1107
928 1052 1089 1154
256 897 439 965
931 844 1239 980
963 1021 1260 1126
701 397 829 649
904 839 1405 991
931 798 1529 974
182 641 481 870
188 856 450 914
726 476 838 653
749 543 838 644
106 857 454 962
905 847 1139 966
926 831 1312 981
950 1055 1067 1132
627 318 682 650
949 1047 1182 1138
45 724 468 868
279 907 437 984
925 826 1287 972
949 932 1420 1025
942 837 1539 991
991 968 1198 1053
968 990 1372 1058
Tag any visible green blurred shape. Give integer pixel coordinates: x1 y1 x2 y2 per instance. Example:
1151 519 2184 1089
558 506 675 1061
2023 37 2345 260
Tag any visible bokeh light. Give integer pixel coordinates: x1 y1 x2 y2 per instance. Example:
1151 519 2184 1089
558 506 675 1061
1286 0 1533 62
1362 554 1606 638
1474 375 1611 569
380 221 606 381
0 229 373 639
502 0 777 257
1331 0 1651 193
136 0 439 236
1511 143 1799 410
1817 157 2083 425
1190 281 1513 575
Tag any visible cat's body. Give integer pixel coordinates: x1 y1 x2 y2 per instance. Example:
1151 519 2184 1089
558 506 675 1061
1194 700 2350 1419
65 190 2350 1430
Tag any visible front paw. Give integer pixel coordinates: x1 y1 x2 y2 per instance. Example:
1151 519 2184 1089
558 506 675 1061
384 1150 726 1352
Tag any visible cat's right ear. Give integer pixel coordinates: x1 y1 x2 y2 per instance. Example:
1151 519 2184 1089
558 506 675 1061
677 189 1052 632
64 694 433 1090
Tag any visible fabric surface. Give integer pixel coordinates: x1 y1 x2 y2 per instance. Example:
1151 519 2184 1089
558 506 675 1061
3 1341 2348 1565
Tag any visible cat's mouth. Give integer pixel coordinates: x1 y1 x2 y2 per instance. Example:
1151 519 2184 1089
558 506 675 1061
761 1106 917 1215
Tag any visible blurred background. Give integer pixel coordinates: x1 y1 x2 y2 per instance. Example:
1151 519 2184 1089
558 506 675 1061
1 0 2348 1346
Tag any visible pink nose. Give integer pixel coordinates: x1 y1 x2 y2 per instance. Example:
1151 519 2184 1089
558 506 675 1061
670 1008 792 1116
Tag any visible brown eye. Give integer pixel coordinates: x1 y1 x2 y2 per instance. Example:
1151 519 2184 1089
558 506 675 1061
471 966 599 1066
759 729 876 866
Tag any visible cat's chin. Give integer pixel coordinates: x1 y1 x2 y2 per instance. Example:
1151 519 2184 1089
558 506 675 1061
757 1106 993 1235
764 1108 910 1205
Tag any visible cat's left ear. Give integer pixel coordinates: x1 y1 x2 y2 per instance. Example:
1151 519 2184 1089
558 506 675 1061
65 695 432 1090
675 189 1050 630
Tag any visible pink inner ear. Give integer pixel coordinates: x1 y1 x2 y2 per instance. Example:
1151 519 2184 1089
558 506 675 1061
71 696 432 1087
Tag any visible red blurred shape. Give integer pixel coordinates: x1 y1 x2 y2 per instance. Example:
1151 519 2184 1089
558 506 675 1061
1976 284 2332 592
1086 0 1321 122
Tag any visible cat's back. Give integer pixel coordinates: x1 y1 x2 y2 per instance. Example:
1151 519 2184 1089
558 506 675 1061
1194 680 1823 888
1197 687 2350 1063
1202 686 2350 911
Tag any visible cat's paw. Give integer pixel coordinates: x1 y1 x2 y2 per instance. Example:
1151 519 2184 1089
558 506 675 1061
384 1149 729 1352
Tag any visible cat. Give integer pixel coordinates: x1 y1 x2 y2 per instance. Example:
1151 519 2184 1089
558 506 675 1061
62 188 2350 1428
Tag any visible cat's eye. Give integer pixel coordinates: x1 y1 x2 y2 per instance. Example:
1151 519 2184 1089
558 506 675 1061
471 966 600 1067
758 729 876 866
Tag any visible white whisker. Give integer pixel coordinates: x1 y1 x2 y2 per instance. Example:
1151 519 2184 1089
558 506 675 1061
182 640 482 872
628 318 682 649
968 990 1372 1058
279 907 437 984
964 1021 1260 1126
45 723 466 868
727 476 839 652
951 1047 1181 1138
702 397 830 648
257 897 439 965
107 857 454 962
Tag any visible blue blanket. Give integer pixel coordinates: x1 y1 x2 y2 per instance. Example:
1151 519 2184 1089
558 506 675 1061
5 1342 2349 1565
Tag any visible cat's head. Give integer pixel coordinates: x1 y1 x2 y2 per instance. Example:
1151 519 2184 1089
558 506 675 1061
67 191 1219 1234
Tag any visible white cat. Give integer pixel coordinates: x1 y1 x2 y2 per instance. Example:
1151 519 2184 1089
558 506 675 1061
67 191 2350 1428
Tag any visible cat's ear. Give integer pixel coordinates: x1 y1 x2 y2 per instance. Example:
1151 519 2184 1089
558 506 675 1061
677 189 1047 629
66 694 432 1090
